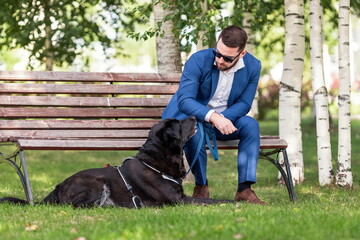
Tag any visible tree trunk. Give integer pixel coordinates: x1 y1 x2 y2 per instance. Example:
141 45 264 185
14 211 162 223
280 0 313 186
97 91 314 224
153 0 191 181
279 0 305 185
45 25 54 71
309 0 334 186
336 0 353 187
43 0 54 71
153 1 182 73
196 0 208 51
243 10 259 119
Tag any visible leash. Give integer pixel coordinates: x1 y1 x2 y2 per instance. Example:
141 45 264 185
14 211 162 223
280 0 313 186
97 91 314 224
115 158 144 209
185 122 219 176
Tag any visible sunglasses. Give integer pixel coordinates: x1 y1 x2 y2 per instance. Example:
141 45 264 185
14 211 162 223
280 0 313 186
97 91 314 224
212 49 242 63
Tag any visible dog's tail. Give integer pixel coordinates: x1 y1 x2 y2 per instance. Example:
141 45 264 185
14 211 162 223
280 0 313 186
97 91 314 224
0 197 29 205
1 185 61 205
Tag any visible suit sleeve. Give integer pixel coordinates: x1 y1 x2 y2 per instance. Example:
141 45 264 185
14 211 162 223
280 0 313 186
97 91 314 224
221 60 261 121
176 55 212 122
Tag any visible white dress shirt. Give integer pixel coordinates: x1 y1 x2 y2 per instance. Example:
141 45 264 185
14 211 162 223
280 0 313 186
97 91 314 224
205 58 245 122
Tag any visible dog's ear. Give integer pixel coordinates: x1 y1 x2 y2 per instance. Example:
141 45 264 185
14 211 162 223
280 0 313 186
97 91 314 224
180 117 197 142
163 122 182 144
157 120 183 153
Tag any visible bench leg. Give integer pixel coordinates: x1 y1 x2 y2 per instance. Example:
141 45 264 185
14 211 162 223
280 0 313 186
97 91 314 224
19 151 34 205
280 149 296 202
0 149 34 204
260 149 296 202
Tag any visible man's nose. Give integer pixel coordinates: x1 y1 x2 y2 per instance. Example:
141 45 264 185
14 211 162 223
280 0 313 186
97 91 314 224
217 56 226 64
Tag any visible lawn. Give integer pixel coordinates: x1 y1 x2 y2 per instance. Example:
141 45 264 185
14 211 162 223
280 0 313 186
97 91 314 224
0 118 359 240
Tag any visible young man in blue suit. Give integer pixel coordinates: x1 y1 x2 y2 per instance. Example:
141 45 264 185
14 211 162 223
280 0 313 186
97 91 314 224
162 26 266 204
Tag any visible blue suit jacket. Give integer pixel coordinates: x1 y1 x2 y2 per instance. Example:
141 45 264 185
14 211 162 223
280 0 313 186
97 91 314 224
162 48 261 122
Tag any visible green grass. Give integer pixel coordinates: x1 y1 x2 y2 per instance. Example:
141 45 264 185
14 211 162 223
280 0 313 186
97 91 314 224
0 118 359 240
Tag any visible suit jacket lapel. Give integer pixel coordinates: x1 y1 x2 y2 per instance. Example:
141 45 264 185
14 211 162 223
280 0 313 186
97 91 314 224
209 66 220 101
228 68 247 105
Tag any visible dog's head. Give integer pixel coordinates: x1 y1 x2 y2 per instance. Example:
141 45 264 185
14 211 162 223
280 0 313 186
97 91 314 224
138 116 197 178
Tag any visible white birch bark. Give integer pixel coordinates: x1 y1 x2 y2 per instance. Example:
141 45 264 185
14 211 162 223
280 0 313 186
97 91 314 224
309 0 334 185
336 0 353 187
279 0 305 185
153 1 182 73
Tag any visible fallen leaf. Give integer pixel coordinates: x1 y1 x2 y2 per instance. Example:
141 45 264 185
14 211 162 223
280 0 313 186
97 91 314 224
233 233 243 239
215 224 224 230
25 222 40 231
74 237 86 240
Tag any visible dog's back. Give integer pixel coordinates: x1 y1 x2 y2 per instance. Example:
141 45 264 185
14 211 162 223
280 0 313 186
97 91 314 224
42 186 61 204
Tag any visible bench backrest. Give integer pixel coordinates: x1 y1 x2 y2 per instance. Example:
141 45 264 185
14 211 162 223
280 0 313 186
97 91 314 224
0 71 287 150
0 71 181 143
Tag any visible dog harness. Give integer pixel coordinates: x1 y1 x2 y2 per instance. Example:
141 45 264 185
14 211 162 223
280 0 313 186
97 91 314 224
116 157 182 209
116 159 145 209
141 161 182 185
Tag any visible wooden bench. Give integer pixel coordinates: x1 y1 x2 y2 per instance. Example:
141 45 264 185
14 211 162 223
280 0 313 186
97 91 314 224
0 71 296 204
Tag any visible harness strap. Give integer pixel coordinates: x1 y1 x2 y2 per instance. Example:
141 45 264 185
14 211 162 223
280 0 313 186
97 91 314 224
116 159 144 209
186 122 219 176
141 161 181 185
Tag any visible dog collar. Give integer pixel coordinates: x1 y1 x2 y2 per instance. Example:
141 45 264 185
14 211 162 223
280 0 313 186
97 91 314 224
141 161 182 185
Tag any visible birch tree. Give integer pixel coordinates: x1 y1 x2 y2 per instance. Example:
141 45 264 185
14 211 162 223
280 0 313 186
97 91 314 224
309 0 334 185
278 0 305 184
336 0 353 187
153 1 182 73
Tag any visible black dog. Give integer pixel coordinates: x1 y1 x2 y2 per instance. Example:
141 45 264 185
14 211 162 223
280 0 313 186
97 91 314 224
0 117 232 208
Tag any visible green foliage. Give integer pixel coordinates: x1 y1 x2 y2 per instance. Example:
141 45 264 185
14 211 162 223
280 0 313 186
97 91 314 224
128 0 285 55
0 0 149 70
0 119 359 239
351 0 360 17
128 0 360 78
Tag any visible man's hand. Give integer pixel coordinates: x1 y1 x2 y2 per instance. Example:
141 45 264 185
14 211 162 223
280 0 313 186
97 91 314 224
209 112 237 135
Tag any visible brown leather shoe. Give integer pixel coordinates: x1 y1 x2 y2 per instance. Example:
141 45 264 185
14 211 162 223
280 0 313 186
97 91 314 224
234 188 267 205
192 185 210 199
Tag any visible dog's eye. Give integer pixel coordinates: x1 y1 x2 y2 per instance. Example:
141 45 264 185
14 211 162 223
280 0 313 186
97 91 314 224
167 133 181 140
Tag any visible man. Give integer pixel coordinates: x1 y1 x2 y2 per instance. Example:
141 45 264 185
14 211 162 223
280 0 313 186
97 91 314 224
162 26 266 205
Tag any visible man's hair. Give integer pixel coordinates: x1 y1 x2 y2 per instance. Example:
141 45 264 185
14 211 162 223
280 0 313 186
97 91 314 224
218 26 248 52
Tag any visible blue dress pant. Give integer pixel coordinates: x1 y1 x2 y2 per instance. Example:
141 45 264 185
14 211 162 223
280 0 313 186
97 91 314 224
184 116 260 185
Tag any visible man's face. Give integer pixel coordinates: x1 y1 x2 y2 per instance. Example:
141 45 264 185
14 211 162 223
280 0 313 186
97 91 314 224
214 38 246 71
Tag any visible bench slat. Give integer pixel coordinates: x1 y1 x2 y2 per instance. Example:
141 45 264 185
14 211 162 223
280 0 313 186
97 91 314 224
0 71 181 83
15 138 287 151
17 139 147 151
0 119 159 129
0 96 171 107
217 139 287 149
0 129 150 139
0 108 164 118
0 83 178 95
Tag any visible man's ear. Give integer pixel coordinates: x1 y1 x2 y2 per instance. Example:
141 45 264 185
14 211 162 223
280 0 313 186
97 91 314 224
240 49 247 57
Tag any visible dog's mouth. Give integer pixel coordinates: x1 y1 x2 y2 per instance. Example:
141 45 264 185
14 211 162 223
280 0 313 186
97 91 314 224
188 125 197 139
